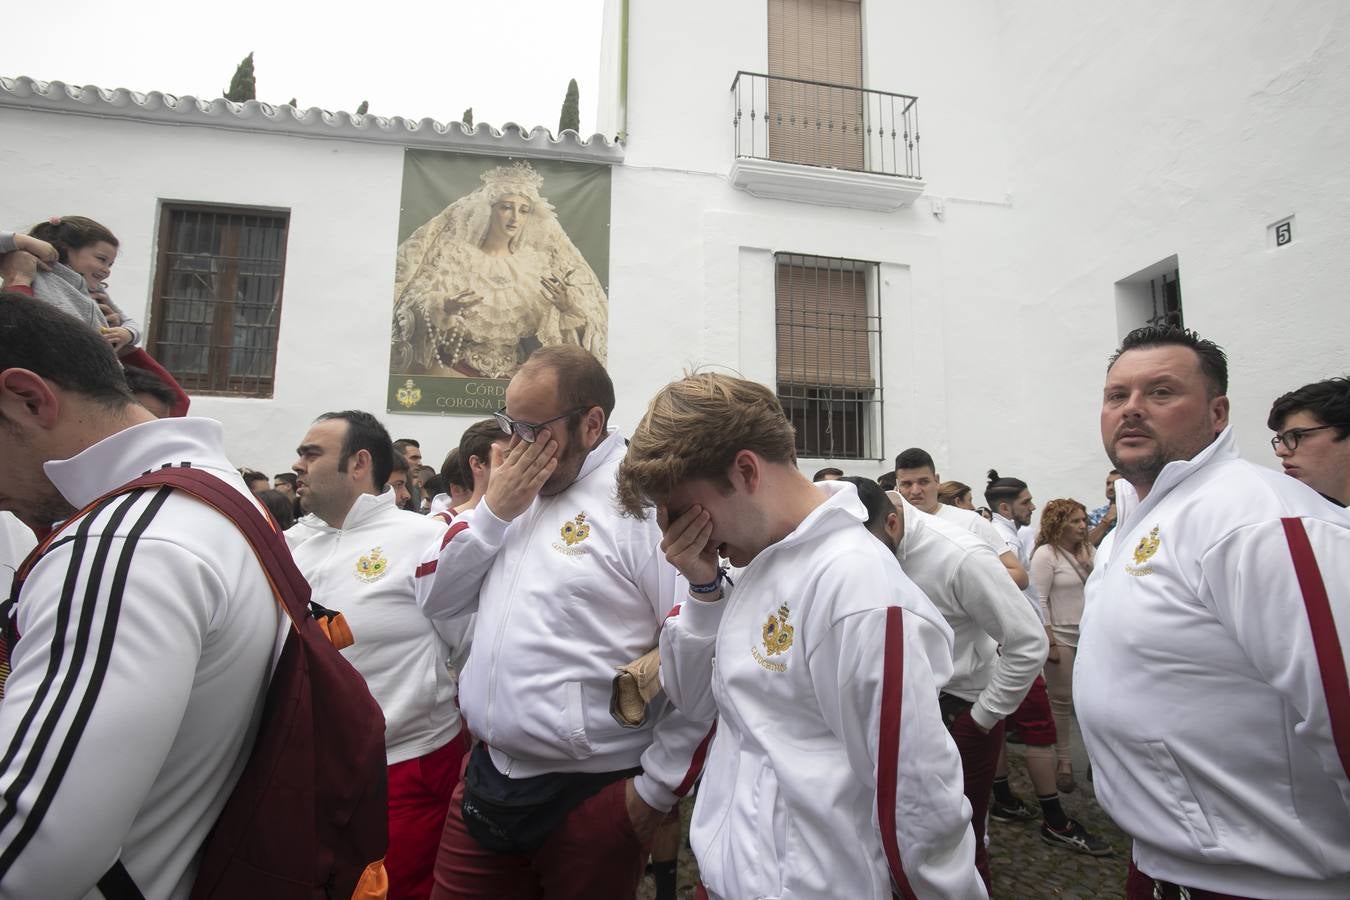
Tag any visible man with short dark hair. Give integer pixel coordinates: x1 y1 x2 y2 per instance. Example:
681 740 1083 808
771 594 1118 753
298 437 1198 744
432 419 507 521
416 346 714 900
242 470 271 495
1087 470 1122 546
395 439 424 511
388 451 414 511
845 476 1045 892
273 471 298 497
292 411 471 900
1268 376 1350 506
618 375 985 900
895 447 1029 588
811 466 844 481
0 294 281 896
1078 326 1350 898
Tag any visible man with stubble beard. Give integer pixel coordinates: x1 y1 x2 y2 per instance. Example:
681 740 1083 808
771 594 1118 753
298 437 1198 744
1076 325 1350 899
414 346 715 900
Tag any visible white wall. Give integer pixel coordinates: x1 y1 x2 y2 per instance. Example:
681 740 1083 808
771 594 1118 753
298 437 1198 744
606 0 1350 507
0 109 491 476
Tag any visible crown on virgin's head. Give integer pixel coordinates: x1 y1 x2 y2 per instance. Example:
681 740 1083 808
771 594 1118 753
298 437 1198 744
480 161 545 195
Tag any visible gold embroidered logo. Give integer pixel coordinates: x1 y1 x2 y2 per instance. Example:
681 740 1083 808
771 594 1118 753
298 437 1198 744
1126 526 1160 576
752 604 794 672
552 513 592 557
396 379 422 409
355 547 390 582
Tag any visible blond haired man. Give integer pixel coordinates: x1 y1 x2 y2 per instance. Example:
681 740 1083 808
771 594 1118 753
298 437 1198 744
618 373 985 900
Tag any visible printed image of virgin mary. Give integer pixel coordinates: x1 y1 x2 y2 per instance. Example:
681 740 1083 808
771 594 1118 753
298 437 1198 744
390 161 608 378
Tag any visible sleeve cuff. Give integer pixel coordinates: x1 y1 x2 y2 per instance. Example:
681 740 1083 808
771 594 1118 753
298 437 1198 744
970 703 1001 732
633 771 676 813
473 498 513 543
679 586 727 638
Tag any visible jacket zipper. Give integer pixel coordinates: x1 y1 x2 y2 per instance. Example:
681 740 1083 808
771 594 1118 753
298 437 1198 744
484 498 549 767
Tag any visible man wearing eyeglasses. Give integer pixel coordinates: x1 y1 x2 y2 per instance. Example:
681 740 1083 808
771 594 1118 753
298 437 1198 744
1075 326 1350 900
414 345 714 900
1269 377 1350 507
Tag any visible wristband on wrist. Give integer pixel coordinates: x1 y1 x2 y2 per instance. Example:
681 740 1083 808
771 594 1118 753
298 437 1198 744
689 567 731 594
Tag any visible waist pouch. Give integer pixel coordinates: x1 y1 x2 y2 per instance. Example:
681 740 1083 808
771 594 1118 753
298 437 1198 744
938 692 974 730
461 743 641 854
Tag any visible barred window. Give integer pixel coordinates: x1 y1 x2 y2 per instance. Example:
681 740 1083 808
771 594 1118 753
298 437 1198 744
775 253 882 459
1146 268 1183 329
149 203 289 397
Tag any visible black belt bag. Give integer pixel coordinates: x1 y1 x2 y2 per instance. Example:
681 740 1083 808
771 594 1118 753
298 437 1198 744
938 692 975 730
461 743 640 855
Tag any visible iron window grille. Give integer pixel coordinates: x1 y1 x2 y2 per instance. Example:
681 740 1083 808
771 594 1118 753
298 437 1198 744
1146 268 1183 329
775 253 883 459
149 203 289 398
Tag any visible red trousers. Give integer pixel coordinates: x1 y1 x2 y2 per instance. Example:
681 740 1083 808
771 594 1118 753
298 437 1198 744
387 730 471 900
949 709 1006 894
1007 675 1058 746
1125 860 1258 900
431 766 648 900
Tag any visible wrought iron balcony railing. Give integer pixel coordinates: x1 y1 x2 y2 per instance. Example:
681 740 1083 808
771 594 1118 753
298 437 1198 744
731 71 920 180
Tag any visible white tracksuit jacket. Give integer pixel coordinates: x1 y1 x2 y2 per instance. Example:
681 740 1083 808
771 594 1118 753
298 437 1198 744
896 499 1046 729
1077 427 1350 898
0 418 283 900
292 490 472 765
660 481 986 900
415 430 715 811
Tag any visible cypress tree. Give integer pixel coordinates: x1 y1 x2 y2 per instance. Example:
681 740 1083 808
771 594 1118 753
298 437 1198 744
287 97 297 107
462 107 474 127
224 52 256 102
356 100 369 116
558 79 580 134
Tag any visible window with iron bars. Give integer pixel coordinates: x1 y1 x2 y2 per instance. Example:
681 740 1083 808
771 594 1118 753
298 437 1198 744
1146 268 1183 329
775 253 882 459
149 203 289 397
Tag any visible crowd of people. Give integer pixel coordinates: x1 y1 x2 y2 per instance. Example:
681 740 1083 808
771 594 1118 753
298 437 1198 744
0 216 1348 900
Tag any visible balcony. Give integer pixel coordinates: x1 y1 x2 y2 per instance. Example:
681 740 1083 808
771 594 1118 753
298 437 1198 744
729 71 926 212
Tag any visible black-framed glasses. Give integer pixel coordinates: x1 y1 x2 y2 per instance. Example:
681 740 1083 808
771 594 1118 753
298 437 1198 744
494 407 587 443
1271 424 1347 451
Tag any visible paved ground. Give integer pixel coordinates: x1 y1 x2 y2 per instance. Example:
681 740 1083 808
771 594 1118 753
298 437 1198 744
638 718 1130 899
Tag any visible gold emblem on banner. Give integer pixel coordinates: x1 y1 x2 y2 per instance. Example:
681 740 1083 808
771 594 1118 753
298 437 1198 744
396 379 422 409
355 547 390 582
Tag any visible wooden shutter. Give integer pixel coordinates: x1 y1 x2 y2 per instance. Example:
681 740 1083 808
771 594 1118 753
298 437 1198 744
776 257 874 389
766 0 864 169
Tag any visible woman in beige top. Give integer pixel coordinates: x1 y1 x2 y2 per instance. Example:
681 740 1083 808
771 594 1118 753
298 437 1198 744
1030 499 1093 793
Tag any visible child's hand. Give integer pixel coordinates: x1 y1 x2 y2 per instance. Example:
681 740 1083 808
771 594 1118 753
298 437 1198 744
14 234 59 268
92 292 123 326
101 326 133 352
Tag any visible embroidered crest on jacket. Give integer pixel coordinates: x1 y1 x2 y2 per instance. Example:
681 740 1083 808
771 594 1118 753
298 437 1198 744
355 547 390 582
552 512 592 557
751 603 794 672
1127 525 1160 576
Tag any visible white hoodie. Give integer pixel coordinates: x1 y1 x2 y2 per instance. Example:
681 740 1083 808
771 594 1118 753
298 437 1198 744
291 489 471 765
1077 427 1350 898
896 498 1046 729
660 481 986 900
416 430 715 811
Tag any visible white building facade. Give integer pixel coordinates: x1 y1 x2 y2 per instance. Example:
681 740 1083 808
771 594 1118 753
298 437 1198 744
2 0 1347 500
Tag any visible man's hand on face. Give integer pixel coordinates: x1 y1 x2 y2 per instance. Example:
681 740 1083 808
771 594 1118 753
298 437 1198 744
483 432 559 521
657 505 720 590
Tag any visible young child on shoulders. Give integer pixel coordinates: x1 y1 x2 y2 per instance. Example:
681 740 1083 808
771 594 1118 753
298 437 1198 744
0 216 140 355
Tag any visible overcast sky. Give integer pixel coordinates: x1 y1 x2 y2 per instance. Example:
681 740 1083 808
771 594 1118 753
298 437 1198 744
3 0 608 135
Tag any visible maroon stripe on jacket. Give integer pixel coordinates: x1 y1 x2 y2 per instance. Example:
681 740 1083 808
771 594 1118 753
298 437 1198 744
877 607 917 900
1282 517 1350 777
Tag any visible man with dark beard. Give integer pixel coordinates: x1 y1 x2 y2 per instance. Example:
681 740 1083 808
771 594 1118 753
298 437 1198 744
1076 326 1350 899
414 346 715 900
